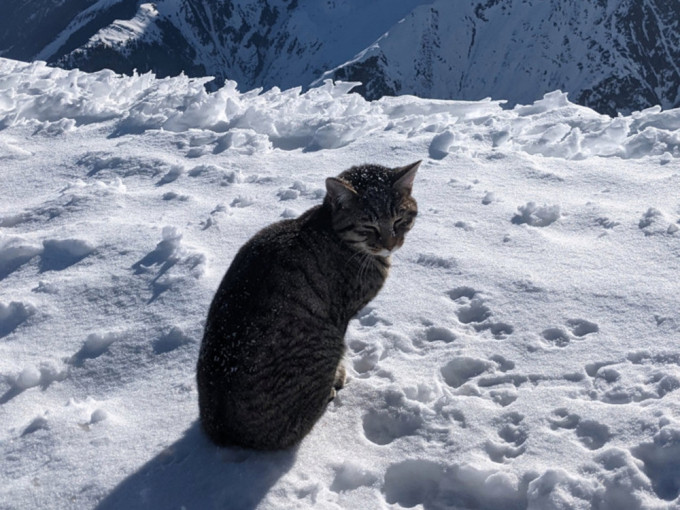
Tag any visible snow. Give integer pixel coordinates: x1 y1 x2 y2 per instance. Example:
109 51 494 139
1 57 679 509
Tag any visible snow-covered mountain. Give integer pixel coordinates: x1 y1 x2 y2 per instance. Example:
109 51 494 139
1 0 680 114
323 0 680 115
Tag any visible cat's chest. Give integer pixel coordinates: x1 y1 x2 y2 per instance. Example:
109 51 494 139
334 253 387 303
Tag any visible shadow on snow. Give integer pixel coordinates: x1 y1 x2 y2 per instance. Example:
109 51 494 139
95 421 297 510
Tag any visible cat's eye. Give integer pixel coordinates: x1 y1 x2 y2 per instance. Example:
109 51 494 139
393 216 411 230
359 224 380 237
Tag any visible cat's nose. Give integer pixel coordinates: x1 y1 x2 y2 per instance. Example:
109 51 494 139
382 235 399 251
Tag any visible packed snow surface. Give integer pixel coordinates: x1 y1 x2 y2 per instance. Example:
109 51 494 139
1 59 680 509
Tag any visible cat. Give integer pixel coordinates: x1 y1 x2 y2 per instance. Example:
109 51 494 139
196 161 420 450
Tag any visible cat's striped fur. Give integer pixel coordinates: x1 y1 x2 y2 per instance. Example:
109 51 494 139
197 161 419 450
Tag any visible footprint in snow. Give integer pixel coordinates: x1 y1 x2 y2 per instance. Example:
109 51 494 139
423 326 457 344
356 307 391 327
567 318 599 337
486 411 527 462
584 357 680 405
348 338 383 376
542 318 599 347
362 391 424 445
632 425 680 501
549 408 610 450
511 202 560 227
441 357 494 389
383 458 526 509
541 327 571 347
449 287 514 339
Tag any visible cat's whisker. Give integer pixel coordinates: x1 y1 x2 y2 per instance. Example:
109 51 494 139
345 248 366 267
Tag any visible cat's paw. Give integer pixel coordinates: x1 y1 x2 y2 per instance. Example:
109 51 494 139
334 362 347 390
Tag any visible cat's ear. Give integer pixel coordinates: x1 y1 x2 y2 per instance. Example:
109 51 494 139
326 177 357 208
393 160 421 194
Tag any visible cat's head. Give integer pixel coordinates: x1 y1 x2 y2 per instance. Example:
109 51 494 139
325 161 420 257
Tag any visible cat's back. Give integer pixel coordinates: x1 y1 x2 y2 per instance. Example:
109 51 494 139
203 206 336 334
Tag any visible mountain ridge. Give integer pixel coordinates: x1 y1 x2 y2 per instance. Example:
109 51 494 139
1 0 679 115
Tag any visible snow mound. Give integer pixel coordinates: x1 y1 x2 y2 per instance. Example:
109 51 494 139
1 60 680 159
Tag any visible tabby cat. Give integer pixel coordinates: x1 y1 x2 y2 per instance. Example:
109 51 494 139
196 161 420 450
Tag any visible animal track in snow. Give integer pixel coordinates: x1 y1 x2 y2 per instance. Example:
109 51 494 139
584 355 680 405
482 191 496 205
356 307 391 327
362 391 424 445
486 412 527 463
382 458 529 509
448 287 514 339
566 319 599 337
441 357 494 389
632 425 680 501
277 188 299 201
511 202 561 227
541 327 570 347
424 326 457 344
542 318 599 347
448 286 477 301
549 408 610 450
230 196 254 208
349 339 382 376
456 298 492 324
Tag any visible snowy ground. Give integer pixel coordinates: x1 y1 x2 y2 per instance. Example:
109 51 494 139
1 59 679 510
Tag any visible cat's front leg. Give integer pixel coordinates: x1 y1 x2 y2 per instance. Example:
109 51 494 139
333 361 346 390
328 361 346 403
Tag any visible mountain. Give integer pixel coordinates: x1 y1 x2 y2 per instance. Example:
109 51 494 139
1 0 679 115
322 0 680 115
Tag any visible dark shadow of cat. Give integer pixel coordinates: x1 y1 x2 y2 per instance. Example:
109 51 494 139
95 421 298 510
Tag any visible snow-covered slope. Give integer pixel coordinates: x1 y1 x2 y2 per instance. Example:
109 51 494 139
2 0 680 114
323 0 680 115
1 58 680 509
